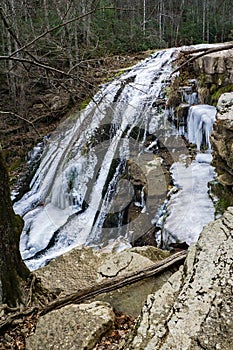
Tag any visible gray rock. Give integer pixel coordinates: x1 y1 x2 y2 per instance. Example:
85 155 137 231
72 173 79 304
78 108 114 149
35 247 101 296
193 48 233 85
121 207 233 349
35 245 174 317
211 92 233 188
26 301 115 350
97 247 173 317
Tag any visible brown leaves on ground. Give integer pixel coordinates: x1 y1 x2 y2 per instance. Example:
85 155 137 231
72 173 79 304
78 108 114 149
93 310 135 350
0 310 39 350
0 308 134 350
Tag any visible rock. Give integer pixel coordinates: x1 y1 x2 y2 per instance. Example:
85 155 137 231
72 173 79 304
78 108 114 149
211 92 233 189
97 250 153 279
35 245 174 317
34 247 101 296
96 247 172 316
120 207 233 349
193 48 233 85
126 154 170 245
26 301 114 350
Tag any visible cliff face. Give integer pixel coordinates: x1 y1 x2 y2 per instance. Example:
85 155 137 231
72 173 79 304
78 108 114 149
211 92 233 188
120 207 233 350
193 47 233 86
192 47 233 105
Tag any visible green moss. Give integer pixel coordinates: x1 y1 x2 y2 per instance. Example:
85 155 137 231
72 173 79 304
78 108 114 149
197 73 208 87
166 77 182 108
8 157 23 173
80 97 92 110
210 181 233 216
210 84 233 105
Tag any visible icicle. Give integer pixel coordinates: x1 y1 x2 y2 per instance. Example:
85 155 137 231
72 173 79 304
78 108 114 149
187 104 216 150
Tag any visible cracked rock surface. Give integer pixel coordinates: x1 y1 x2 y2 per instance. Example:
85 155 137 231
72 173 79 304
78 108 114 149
35 245 173 317
121 207 233 350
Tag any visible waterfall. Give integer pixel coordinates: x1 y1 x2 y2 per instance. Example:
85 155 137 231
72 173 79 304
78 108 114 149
15 48 181 269
187 104 216 150
14 44 218 270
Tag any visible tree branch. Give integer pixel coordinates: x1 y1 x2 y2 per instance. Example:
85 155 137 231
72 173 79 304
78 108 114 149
40 250 187 316
0 111 41 137
0 55 75 78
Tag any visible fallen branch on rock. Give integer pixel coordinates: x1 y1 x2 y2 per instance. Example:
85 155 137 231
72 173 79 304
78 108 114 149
0 250 187 334
40 250 187 316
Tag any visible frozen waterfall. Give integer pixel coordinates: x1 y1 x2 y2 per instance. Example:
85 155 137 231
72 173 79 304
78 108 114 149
14 44 218 270
160 102 217 247
187 104 216 150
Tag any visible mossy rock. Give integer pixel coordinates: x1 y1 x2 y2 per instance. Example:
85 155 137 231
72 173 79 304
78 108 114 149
210 84 233 105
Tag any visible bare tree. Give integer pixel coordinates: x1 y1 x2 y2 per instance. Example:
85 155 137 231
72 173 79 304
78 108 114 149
0 148 30 307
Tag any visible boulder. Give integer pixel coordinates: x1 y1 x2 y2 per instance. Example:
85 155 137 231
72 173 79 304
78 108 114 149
34 247 101 296
120 207 233 349
96 247 172 316
193 48 233 85
26 301 114 350
211 92 233 188
34 245 173 317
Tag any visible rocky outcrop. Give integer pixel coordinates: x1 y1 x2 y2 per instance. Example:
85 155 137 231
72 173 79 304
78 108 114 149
190 46 233 105
193 47 233 86
26 245 177 349
35 246 173 317
120 207 233 350
211 92 233 188
26 301 114 350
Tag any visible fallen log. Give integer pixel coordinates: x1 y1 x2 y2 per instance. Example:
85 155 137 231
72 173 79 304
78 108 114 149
0 250 187 333
40 250 187 316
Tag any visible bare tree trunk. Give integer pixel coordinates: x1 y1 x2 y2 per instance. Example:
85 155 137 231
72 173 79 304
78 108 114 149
0 149 30 307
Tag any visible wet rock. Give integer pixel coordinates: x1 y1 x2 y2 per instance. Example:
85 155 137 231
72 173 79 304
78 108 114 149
126 154 170 245
120 207 233 349
26 301 115 350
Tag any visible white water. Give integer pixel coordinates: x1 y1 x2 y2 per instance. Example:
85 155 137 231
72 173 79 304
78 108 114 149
14 44 218 270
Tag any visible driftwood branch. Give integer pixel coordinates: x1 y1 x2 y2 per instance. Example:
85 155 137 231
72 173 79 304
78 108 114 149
41 250 187 316
172 42 233 75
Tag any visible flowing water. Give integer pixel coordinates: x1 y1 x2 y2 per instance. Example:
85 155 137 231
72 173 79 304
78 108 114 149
14 45 217 270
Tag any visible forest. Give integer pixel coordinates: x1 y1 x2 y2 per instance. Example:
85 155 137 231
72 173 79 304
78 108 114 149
1 0 232 110
0 0 232 172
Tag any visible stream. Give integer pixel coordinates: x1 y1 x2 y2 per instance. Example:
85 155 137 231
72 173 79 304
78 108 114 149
14 44 217 270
